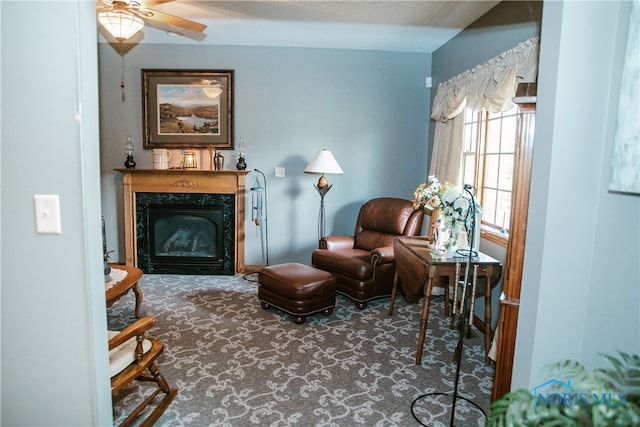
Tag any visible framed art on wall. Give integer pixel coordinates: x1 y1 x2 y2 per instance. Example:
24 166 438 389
142 69 234 149
609 1 639 195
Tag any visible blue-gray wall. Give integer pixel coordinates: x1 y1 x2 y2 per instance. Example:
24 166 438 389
1 1 112 425
99 44 432 266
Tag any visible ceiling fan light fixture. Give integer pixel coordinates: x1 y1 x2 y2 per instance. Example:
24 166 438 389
98 10 144 42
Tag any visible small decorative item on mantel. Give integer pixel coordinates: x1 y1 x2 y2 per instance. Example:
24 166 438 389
214 151 224 170
236 137 247 170
124 135 136 169
181 150 198 169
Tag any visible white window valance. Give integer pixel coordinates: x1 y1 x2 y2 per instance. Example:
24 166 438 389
431 37 540 122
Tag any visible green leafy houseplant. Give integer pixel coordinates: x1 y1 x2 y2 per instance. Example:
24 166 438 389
488 352 640 427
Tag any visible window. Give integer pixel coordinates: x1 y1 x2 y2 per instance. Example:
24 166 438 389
461 106 519 245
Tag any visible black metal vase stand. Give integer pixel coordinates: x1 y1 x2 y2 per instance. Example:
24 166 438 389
410 272 487 426
411 186 486 426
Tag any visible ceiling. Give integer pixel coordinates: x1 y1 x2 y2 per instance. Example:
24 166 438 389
115 1 501 53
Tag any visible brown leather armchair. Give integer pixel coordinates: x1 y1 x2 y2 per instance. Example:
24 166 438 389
311 197 424 309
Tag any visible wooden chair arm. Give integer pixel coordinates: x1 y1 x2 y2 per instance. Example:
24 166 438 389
108 316 156 351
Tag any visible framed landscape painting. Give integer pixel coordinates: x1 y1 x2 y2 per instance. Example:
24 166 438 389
142 69 234 149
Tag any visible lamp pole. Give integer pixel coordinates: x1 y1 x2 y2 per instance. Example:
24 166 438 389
315 184 332 241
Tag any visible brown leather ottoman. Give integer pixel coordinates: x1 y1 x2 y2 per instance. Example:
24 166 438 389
258 263 336 324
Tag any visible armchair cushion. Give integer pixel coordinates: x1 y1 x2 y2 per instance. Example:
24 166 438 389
313 247 372 280
354 230 394 251
353 198 418 250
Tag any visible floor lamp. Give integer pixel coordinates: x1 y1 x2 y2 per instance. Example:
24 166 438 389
304 149 344 241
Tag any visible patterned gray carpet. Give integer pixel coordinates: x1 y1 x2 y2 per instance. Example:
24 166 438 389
108 273 493 426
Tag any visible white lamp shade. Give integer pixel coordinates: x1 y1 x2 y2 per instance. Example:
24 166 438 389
304 149 344 175
98 11 144 42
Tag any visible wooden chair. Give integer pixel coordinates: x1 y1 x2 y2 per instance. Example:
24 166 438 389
109 316 177 427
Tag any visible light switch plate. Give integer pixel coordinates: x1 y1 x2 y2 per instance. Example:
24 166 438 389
34 194 62 234
275 167 286 177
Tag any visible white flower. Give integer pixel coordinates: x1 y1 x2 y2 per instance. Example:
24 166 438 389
453 197 470 213
442 189 459 205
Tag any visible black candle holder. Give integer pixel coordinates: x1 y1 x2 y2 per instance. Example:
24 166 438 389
124 155 136 169
236 154 247 170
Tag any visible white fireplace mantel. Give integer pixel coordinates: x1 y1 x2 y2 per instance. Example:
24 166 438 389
117 169 249 273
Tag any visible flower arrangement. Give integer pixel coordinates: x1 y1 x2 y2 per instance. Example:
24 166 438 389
412 175 472 250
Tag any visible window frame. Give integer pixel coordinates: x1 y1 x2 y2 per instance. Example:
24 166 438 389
461 106 521 247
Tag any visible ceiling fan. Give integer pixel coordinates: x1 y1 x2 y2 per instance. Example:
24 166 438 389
97 1 208 101
96 0 207 45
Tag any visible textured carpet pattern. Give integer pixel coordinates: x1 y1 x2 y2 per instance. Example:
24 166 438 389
108 274 493 426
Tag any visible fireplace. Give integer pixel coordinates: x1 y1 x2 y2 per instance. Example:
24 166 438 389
117 169 249 274
136 193 234 275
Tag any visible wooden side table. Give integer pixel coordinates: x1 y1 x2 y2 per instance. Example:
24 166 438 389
390 236 502 365
105 263 144 318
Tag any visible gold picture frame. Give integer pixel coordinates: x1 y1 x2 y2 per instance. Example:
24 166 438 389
142 69 234 149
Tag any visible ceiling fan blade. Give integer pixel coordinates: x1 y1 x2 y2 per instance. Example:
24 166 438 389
142 14 207 41
143 9 207 33
139 0 175 7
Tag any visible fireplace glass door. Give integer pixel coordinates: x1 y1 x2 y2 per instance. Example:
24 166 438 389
150 207 224 273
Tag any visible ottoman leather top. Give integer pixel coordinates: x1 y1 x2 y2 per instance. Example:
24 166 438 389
259 263 335 299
